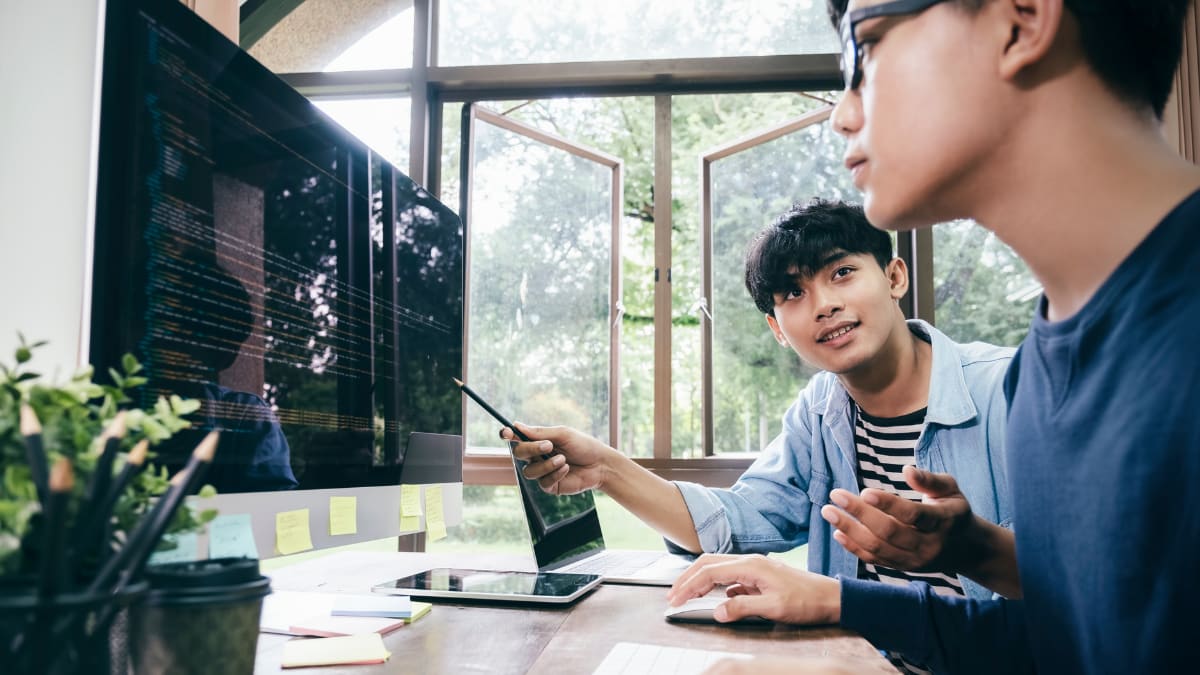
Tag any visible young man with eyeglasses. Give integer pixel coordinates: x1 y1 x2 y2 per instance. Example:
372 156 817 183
670 1 1200 673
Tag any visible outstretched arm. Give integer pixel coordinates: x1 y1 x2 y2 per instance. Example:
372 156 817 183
503 423 703 552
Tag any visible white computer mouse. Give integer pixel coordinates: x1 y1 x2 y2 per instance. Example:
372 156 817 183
663 595 769 624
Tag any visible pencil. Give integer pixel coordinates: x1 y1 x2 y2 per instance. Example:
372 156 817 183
452 377 532 442
20 404 49 504
84 438 149 563
32 458 74 673
72 413 127 560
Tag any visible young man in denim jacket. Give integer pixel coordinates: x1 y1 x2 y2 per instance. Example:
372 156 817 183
508 199 1014 610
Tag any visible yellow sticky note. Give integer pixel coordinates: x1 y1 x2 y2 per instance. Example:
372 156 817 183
399 515 421 532
280 633 390 668
400 484 422 516
329 496 357 536
275 508 314 555
424 484 447 541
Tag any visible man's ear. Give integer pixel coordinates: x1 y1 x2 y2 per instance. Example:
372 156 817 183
765 314 789 347
995 0 1066 82
886 257 909 301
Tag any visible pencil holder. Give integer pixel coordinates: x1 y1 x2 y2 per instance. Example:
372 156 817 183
0 576 148 675
130 557 271 675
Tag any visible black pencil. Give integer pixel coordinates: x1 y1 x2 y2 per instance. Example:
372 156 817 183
72 413 127 561
452 377 532 442
31 458 73 672
20 404 49 504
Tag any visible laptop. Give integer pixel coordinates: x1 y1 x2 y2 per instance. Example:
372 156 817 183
511 455 693 586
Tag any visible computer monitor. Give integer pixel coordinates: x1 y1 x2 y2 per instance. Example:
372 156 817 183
90 0 464 551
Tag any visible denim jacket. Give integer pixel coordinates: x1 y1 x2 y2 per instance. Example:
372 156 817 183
674 320 1014 600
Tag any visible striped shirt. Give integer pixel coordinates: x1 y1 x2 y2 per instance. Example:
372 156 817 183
854 403 965 675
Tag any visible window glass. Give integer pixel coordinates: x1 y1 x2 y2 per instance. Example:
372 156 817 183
464 108 614 451
932 222 1038 346
463 99 654 457
248 0 413 73
673 93 842 457
438 0 838 66
312 97 412 171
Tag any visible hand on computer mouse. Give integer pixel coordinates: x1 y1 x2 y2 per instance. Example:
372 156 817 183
663 596 768 624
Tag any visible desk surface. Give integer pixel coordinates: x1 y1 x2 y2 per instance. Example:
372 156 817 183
255 552 898 674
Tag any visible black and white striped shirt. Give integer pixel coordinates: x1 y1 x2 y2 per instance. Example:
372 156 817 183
853 403 965 675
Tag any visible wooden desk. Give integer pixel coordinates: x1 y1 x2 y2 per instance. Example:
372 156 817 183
255 552 898 674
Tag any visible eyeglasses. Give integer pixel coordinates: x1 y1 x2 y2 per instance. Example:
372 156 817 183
839 0 951 90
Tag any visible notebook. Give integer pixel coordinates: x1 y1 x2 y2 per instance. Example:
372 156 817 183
593 642 751 675
511 455 692 586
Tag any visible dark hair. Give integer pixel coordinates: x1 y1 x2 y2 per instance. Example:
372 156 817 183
744 198 893 315
825 0 1189 119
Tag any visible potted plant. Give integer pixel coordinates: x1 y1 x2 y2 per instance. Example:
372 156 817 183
0 334 218 673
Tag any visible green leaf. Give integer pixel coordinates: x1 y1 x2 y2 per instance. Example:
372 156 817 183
121 353 139 376
14 347 31 364
107 367 124 388
197 485 217 498
123 376 148 388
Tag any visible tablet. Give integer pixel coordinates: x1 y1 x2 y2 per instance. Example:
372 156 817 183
371 568 602 605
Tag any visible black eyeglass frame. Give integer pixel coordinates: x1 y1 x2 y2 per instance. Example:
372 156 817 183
839 0 952 90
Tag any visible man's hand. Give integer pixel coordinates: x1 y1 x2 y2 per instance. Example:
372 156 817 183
821 465 1021 597
501 423 615 495
666 554 841 625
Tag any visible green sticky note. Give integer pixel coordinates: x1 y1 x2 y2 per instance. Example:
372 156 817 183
424 484 447 541
276 508 314 555
208 513 258 559
329 496 357 536
148 531 199 565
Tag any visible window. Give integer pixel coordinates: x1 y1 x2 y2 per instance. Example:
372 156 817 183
245 0 1021 545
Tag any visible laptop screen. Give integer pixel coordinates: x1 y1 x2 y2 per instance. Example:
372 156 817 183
513 458 607 568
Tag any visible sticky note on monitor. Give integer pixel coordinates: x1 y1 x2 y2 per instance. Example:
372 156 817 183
424 484 447 541
276 508 314 555
399 484 422 532
147 531 199 565
329 496 357 536
208 513 258 559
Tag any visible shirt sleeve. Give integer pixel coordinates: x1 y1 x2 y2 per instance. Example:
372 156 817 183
840 577 1034 674
672 395 820 554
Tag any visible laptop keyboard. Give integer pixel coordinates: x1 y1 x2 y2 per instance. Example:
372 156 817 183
593 642 751 674
557 551 668 577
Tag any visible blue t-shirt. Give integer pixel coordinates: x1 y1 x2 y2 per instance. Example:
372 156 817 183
840 188 1200 673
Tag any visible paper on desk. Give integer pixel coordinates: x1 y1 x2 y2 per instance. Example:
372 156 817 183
425 484 447 541
275 508 314 555
331 593 412 618
280 633 390 668
208 513 259 559
329 496 357 536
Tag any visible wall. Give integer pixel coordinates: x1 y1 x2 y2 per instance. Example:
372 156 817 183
0 1 105 377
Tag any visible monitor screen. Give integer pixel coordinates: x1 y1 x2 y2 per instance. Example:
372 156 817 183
91 0 463 494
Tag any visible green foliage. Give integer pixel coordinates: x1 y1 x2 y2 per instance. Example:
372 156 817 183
0 337 215 575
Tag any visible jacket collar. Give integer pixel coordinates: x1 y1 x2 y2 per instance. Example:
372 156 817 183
814 320 978 427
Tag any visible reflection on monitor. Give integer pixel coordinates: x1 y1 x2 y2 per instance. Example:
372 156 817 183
90 0 463 494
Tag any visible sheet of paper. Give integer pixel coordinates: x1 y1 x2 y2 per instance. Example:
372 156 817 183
261 591 338 634
147 531 198 565
328 496 357 536
280 633 390 668
275 508 314 555
424 484 447 541
208 513 259 559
